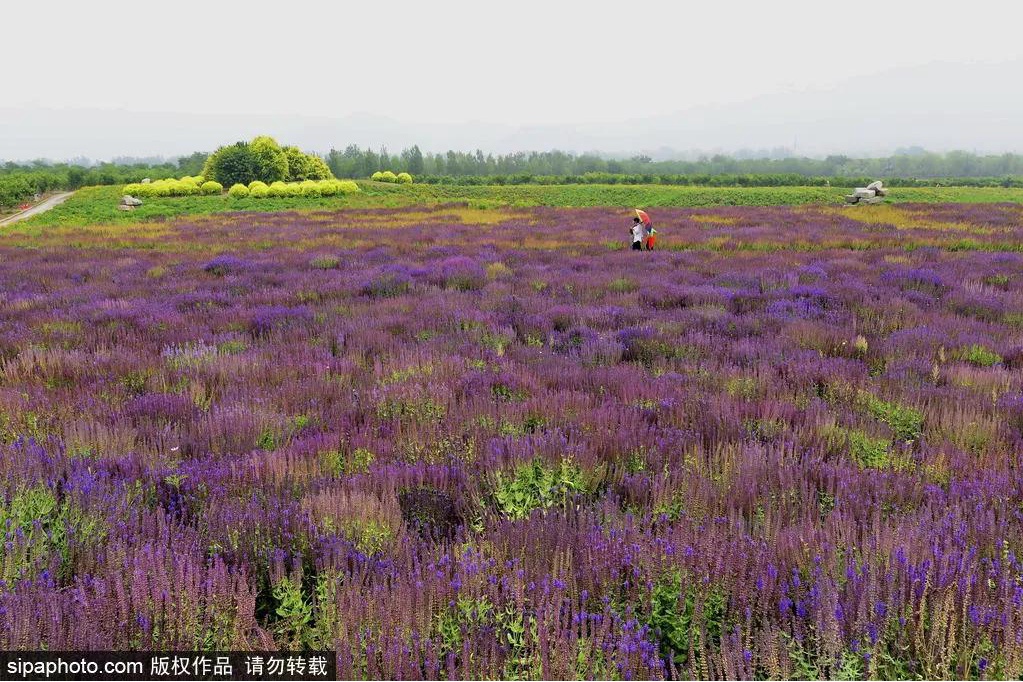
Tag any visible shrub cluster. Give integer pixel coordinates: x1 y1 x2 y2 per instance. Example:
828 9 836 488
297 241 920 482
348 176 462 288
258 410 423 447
371 171 413 184
122 177 359 199
201 136 333 187
246 179 360 198
227 183 250 198
123 176 207 198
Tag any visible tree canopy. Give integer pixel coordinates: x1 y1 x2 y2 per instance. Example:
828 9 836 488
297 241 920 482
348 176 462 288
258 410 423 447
202 136 333 186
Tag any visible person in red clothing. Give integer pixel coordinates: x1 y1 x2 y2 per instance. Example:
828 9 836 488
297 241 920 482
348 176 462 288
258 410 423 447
645 225 657 250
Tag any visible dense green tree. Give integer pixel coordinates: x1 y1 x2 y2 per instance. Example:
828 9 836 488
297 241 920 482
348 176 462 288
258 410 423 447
250 136 289 183
202 142 260 187
283 146 332 181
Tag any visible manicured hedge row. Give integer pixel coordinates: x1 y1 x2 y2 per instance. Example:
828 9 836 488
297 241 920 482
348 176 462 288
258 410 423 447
123 177 360 199
371 170 413 184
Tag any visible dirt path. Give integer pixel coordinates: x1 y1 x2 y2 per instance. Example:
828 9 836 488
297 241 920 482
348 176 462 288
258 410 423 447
0 191 75 227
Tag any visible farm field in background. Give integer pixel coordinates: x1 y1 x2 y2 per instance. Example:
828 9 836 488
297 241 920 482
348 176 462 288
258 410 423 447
12 183 1023 230
2 202 1023 678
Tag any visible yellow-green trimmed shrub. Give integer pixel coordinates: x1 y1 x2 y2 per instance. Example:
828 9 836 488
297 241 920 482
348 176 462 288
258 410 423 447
317 180 339 196
228 183 250 198
248 180 269 198
268 181 288 197
151 181 173 197
336 180 360 194
379 171 398 183
300 180 321 197
371 171 384 182
175 179 200 195
201 181 223 195
396 172 413 184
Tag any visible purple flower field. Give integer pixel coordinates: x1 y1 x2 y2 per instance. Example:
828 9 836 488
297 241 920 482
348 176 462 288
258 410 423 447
2 202 1023 679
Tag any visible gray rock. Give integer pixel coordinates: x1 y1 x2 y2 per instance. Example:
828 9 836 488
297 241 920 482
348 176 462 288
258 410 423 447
867 180 887 197
120 195 143 206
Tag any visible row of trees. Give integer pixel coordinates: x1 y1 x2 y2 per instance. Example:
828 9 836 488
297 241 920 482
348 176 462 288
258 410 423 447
0 163 188 208
6 145 1023 209
411 172 1023 188
325 146 1023 181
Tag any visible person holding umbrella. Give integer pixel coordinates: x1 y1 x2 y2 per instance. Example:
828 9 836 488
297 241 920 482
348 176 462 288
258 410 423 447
634 209 657 250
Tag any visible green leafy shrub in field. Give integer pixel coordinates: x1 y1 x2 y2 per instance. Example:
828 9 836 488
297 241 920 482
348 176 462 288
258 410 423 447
956 344 1002 367
300 180 322 197
379 171 398 183
200 180 223 195
228 183 250 198
397 172 413 184
0 484 107 586
848 429 892 469
644 571 728 669
608 277 637 293
823 425 893 469
320 446 375 476
268 181 288 197
310 255 341 270
860 393 923 442
492 458 583 519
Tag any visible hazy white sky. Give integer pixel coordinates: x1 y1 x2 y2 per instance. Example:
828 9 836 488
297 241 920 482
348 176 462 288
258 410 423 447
5 0 1022 126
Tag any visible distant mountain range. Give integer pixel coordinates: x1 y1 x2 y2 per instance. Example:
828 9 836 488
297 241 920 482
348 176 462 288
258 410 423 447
2 60 1021 162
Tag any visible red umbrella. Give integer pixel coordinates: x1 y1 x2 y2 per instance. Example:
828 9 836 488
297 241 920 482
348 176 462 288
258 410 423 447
634 209 651 226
